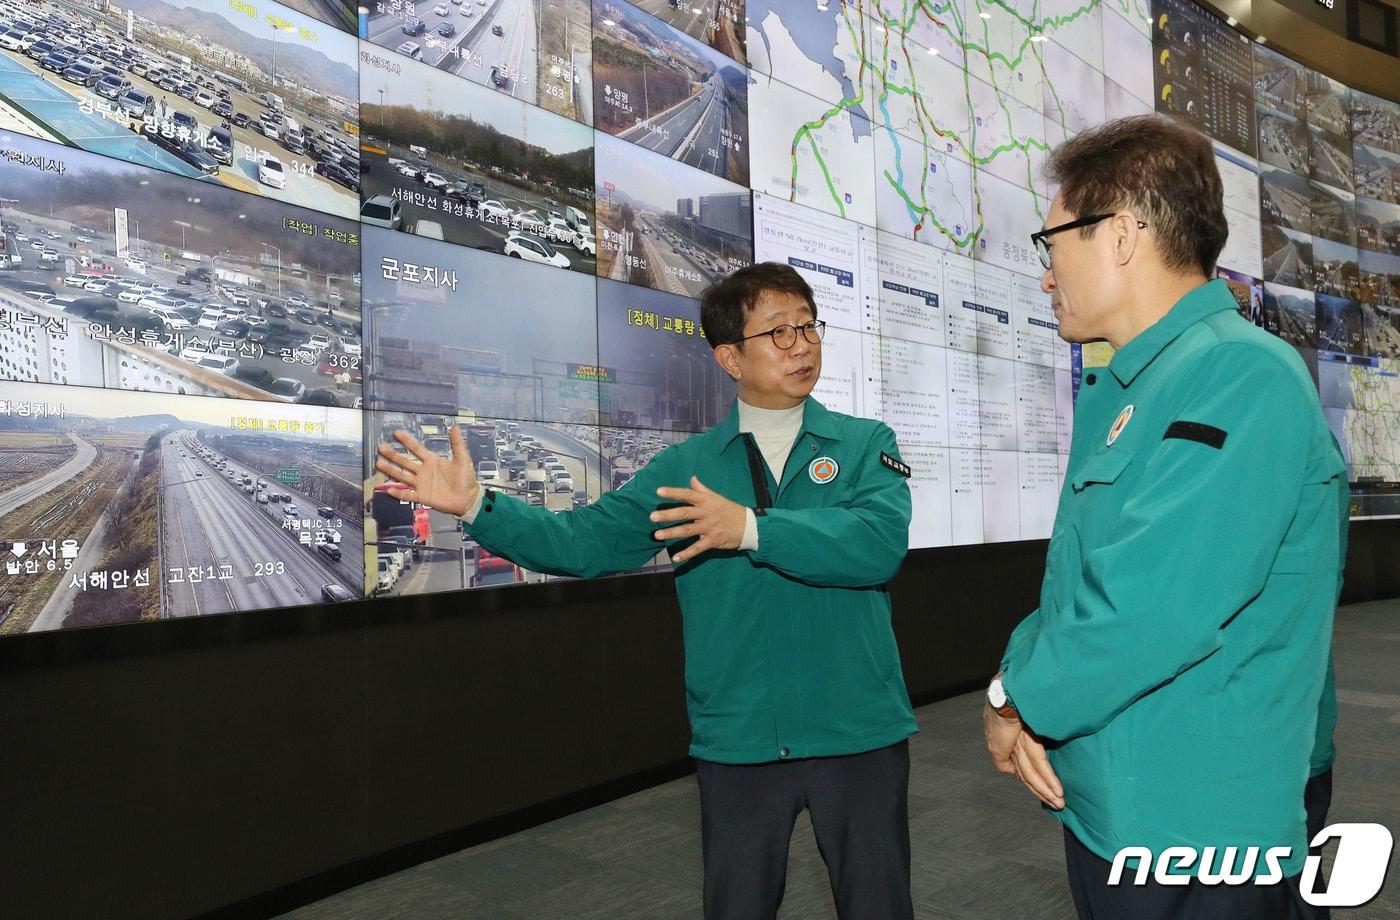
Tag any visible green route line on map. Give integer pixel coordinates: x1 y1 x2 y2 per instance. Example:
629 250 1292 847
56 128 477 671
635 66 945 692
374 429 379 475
786 5 877 213
1346 363 1400 471
787 0 1128 225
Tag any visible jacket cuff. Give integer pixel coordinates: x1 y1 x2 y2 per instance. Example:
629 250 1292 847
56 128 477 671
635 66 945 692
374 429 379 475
740 507 759 552
458 487 485 526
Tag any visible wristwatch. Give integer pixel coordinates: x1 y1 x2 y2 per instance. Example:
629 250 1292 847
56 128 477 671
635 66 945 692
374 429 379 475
987 673 1018 718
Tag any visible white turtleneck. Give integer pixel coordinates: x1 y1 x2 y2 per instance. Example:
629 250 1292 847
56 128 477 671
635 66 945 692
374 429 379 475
735 397 805 549
462 398 806 552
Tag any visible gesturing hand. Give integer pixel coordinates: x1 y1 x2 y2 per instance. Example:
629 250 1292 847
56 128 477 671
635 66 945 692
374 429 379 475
375 426 479 518
650 476 748 565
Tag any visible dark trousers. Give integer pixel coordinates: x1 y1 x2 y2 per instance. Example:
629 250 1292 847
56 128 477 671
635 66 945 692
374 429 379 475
1062 768 1336 920
1301 768 1334 920
694 740 913 920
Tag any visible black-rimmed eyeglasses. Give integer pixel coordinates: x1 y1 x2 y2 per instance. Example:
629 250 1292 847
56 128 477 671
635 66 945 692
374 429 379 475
738 320 827 349
1030 213 1148 270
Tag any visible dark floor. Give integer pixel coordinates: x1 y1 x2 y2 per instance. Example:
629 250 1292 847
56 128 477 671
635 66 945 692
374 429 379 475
279 600 1400 919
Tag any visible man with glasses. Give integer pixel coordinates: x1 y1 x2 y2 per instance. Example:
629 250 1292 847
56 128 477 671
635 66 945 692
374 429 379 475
377 261 918 920
983 115 1347 918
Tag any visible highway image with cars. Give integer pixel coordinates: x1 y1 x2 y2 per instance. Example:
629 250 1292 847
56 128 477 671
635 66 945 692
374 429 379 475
361 0 592 124
594 133 751 297
592 0 749 184
362 411 680 597
1260 166 1313 234
358 50 597 274
0 381 362 635
0 0 361 217
1256 103 1308 175
0 133 362 406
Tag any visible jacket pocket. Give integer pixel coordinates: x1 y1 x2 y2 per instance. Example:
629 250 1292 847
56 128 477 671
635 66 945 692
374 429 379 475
1070 448 1133 493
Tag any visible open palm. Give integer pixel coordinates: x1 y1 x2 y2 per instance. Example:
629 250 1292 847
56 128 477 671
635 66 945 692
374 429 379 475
375 426 479 517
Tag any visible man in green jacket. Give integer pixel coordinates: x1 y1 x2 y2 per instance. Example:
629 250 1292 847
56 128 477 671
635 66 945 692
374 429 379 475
377 262 918 920
982 115 1347 919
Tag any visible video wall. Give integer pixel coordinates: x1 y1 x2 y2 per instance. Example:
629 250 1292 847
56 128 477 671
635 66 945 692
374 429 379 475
0 0 1394 633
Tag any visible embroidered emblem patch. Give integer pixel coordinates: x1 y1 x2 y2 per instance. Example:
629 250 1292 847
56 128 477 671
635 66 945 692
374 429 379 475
1107 404 1135 446
808 456 839 484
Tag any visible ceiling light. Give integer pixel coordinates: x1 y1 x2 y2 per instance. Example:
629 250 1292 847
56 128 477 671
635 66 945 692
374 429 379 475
926 46 938 55
1254 34 1266 44
1225 15 1236 25
979 10 991 17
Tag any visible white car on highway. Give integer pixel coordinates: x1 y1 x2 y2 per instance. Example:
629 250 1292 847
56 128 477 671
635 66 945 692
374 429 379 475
477 459 501 485
573 228 595 256
116 288 143 303
503 232 570 268
196 307 225 329
512 210 546 234
62 275 87 288
477 199 512 222
376 557 396 593
421 172 449 190
257 154 286 189
544 217 573 242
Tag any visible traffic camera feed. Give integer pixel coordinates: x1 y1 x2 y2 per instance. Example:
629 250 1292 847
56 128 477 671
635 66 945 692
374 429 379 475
358 49 597 274
360 0 592 124
361 227 599 420
592 0 749 185
363 411 672 597
0 131 363 406
0 0 361 218
593 132 752 297
595 277 734 430
0 380 362 634
629 0 742 65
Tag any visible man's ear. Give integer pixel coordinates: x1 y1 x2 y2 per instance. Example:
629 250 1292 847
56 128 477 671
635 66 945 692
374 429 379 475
714 344 742 381
1113 212 1142 267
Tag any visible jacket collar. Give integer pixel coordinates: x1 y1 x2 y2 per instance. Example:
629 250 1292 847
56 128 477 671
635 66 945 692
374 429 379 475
1108 279 1237 388
713 396 842 451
